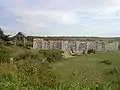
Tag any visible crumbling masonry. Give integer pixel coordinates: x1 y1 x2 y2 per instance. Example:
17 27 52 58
33 38 119 54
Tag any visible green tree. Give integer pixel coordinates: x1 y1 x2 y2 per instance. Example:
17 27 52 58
0 27 10 41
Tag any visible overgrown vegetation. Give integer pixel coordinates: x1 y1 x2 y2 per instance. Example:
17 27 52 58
0 61 57 90
0 46 61 90
100 60 112 65
39 50 64 63
0 46 120 90
87 48 96 54
0 46 10 62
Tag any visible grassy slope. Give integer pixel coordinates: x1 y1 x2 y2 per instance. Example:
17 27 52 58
52 52 120 83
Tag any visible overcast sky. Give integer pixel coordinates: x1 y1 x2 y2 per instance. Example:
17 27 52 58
0 0 120 37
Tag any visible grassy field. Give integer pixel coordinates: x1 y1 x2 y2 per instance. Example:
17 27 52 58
0 46 120 90
52 52 120 83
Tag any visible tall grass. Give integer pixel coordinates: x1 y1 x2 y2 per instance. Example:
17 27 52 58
0 46 120 90
0 45 10 62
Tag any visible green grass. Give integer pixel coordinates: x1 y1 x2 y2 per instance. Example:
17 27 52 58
52 52 120 83
0 46 120 89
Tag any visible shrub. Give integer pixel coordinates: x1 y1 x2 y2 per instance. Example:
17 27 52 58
11 48 64 63
13 50 44 61
39 50 64 63
0 58 58 89
15 59 57 88
0 46 10 62
100 60 112 65
0 73 20 90
13 49 31 60
87 49 96 54
23 41 33 49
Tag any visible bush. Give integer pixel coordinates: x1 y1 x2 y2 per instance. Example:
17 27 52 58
10 47 41 61
0 46 10 62
0 58 58 89
23 41 33 49
87 49 96 54
16 59 57 88
11 48 64 63
39 50 64 63
100 60 112 65
11 48 31 61
0 73 20 90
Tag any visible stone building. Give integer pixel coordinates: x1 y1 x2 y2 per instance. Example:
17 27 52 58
12 32 27 46
33 37 119 54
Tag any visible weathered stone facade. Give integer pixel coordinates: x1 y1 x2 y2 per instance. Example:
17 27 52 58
105 41 119 52
33 38 119 53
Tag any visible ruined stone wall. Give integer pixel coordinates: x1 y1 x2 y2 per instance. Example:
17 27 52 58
105 41 119 51
33 38 43 49
33 38 119 52
63 41 87 52
51 41 62 50
87 41 97 50
42 41 50 50
78 41 87 52
96 42 105 51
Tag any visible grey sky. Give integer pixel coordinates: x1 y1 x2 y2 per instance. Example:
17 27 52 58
0 0 120 37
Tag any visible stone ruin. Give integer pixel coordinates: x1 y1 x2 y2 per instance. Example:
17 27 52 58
33 38 119 55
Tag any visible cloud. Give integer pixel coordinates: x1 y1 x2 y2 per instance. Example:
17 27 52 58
2 25 20 36
1 0 120 36
10 8 77 33
12 9 77 24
